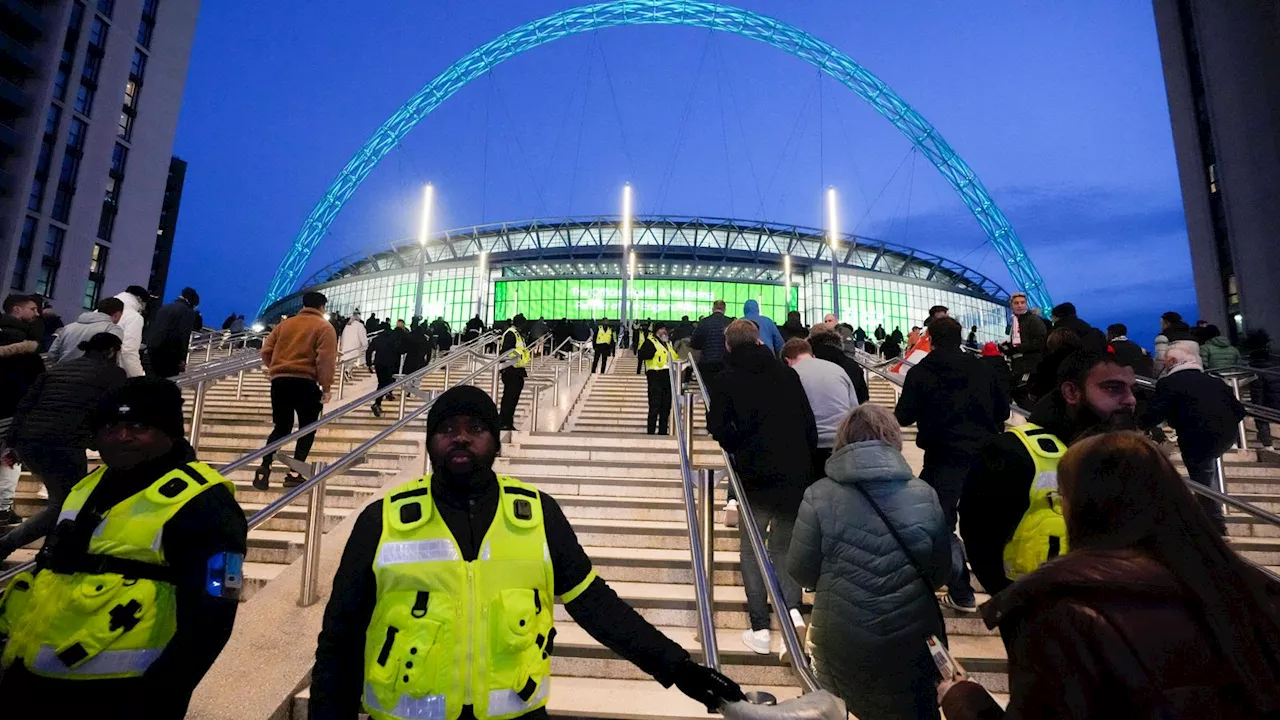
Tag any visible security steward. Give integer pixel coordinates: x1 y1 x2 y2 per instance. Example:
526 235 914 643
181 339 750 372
498 314 531 431
636 323 674 435
960 351 1137 599
591 317 614 374
311 385 744 720
0 377 247 719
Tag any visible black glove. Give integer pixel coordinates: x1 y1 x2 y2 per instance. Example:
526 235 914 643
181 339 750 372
673 660 746 712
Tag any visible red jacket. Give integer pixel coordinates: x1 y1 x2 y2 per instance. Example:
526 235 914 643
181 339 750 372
943 549 1280 720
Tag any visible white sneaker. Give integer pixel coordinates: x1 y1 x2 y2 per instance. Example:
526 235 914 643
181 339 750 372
724 499 739 528
37 484 48 500
741 628 770 655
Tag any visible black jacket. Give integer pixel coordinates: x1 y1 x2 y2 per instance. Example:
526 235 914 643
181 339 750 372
369 328 406 371
401 330 433 374
706 343 817 510
809 334 870 405
145 298 201 358
11 355 127 447
310 470 690 720
982 355 1013 408
895 347 1009 455
1142 367 1246 460
1007 312 1048 378
0 442 246 719
690 312 732 366
1108 338 1155 379
501 326 528 378
0 314 45 419
959 393 1078 598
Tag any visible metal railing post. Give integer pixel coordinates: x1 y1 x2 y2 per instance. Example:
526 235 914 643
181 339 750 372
700 467 716 610
397 376 409 420
1231 377 1249 450
337 361 347 400
491 364 500 399
189 380 208 451
204 341 213 363
552 366 562 405
298 460 328 607
443 363 451 389
236 369 245 400
683 390 695 453
529 386 540 433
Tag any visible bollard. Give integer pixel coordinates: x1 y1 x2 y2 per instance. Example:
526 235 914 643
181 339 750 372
298 461 327 607
1230 377 1248 451
189 380 208 451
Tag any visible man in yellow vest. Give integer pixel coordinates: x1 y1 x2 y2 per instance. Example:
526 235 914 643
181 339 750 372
0 377 247 718
959 351 1137 598
498 314 532 431
591 317 614 374
311 385 743 719
637 323 675 435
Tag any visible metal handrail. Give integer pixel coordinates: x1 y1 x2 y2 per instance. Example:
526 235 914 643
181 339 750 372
685 360 821 692
667 361 719 670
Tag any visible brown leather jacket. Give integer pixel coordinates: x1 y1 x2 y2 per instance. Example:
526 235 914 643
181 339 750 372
942 549 1280 720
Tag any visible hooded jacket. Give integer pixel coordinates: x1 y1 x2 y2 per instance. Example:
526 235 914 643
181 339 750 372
1154 325 1199 365
788 440 951 719
339 318 368 363
113 291 147 377
742 299 784 355
1200 336 1242 371
706 343 816 509
47 311 124 364
894 347 1009 455
942 549 1280 720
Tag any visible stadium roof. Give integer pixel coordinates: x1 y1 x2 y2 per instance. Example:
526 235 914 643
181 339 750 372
302 215 1009 302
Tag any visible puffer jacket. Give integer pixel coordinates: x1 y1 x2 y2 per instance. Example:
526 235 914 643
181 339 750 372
1200 336 1242 371
112 291 147 377
690 311 732 366
10 355 126 447
1154 326 1199 365
789 440 951 720
47 311 124 364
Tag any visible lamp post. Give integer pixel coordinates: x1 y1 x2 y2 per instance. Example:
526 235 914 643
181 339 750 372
414 183 434 319
783 253 792 315
475 250 488 322
620 182 632 342
629 250 637 323
826 185 840 320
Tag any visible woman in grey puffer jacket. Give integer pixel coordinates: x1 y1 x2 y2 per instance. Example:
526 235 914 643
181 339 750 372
788 403 951 720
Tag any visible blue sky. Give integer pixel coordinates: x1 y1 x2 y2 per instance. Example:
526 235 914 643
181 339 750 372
170 0 1195 346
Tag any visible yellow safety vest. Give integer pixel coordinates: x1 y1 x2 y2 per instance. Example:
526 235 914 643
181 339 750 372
643 338 672 373
595 326 613 344
0 462 235 680
1003 424 1069 580
503 327 530 368
364 474 590 720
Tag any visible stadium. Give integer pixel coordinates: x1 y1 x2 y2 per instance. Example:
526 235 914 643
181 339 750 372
260 215 1011 340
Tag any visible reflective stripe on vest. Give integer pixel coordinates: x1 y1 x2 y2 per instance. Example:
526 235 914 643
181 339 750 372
644 339 672 372
0 462 236 680
1002 424 1069 580
364 474 557 720
595 327 613 344
504 328 530 368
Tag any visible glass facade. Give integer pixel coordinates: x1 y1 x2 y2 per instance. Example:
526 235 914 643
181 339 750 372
273 266 478 327
805 269 1007 342
491 277 797 322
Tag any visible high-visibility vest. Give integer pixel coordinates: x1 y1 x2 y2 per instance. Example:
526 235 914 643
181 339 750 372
364 474 590 720
1003 424 1070 580
643 338 672 373
0 462 235 680
595 326 613 345
503 327 530 368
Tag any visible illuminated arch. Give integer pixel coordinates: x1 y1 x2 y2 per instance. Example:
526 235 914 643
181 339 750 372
260 0 1050 313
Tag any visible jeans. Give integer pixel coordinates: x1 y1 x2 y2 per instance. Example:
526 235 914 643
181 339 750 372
0 443 16 512
920 449 978 604
738 491 802 631
0 444 86 558
592 344 611 374
262 377 323 468
645 370 672 435
1184 453 1228 535
500 367 526 429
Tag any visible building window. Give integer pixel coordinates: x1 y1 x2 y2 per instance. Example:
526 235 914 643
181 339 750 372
27 176 46 212
117 111 134 140
66 116 87 150
96 0 114 18
123 79 139 110
1208 163 1218 194
10 217 38 290
74 81 96 116
51 186 75 223
54 67 70 102
83 244 110 308
88 16 108 49
110 143 129 176
97 200 117 240
137 0 157 48
105 175 120 205
69 1 86 33
35 226 67 297
130 48 147 79
45 104 62 135
81 50 102 85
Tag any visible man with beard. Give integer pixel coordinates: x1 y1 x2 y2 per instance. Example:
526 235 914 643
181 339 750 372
960 351 1137 598
310 386 744 719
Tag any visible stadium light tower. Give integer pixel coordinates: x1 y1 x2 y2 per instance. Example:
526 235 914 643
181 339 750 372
414 183 434 319
629 250 637 323
620 182 633 341
826 185 840 320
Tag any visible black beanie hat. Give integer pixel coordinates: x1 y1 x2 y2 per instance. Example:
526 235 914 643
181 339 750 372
426 385 502 444
92 377 187 440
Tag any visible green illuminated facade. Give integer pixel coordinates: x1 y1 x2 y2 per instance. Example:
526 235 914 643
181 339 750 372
492 278 796 321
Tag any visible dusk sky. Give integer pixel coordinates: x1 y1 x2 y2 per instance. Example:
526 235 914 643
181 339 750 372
169 0 1194 347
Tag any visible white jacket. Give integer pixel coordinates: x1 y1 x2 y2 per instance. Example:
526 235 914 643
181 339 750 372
340 319 368 363
114 292 146 377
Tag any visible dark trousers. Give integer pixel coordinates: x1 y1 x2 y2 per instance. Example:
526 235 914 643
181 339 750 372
1251 383 1274 446
592 344 611 373
0 444 86 558
372 366 397 406
500 367 526 429
811 447 833 482
696 361 725 386
150 349 185 379
645 370 672 435
262 377 323 468
920 449 979 604
739 490 802 631
1184 451 1229 535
